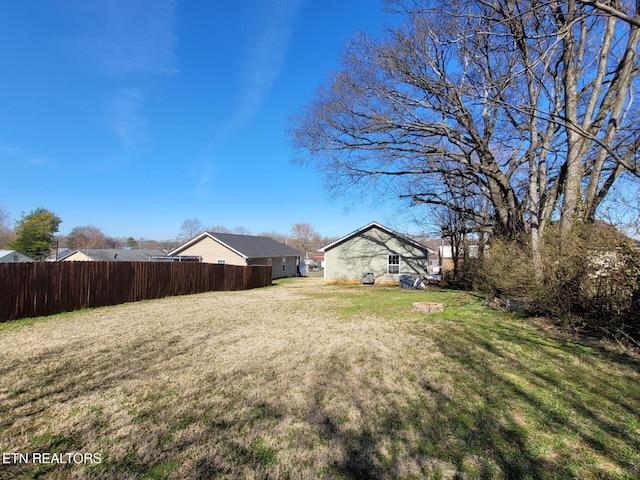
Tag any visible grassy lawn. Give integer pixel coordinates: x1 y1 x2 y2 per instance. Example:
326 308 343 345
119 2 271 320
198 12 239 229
1 278 639 479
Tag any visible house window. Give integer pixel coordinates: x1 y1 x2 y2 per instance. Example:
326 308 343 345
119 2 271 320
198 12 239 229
388 254 400 274
217 259 226 264
282 257 286 272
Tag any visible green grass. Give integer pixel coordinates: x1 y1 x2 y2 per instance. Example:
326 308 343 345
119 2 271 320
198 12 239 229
308 285 640 479
0 310 79 332
1 281 638 479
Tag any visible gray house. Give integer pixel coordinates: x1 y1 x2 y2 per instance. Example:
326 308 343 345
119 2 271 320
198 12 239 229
169 232 302 280
319 222 435 285
0 250 34 263
58 248 169 262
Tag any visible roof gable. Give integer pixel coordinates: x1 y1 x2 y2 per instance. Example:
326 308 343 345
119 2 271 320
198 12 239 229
320 222 435 255
0 250 34 262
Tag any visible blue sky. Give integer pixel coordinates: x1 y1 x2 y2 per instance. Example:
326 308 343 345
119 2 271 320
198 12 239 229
0 0 407 241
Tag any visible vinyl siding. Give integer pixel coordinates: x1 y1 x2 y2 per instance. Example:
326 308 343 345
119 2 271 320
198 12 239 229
324 227 429 285
247 256 299 279
59 251 93 261
177 237 246 265
179 238 299 280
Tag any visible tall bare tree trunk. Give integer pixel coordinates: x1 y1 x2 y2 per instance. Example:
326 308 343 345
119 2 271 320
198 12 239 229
558 0 582 240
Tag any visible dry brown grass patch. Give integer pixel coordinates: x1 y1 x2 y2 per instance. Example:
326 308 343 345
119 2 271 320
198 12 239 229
1 279 446 478
2 278 638 479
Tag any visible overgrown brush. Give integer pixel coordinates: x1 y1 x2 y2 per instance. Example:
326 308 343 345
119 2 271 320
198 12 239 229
477 223 640 346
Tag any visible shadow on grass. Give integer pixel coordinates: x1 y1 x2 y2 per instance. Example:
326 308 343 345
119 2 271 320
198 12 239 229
299 314 640 479
0 333 209 479
466 328 640 473
2 290 639 479
307 363 554 479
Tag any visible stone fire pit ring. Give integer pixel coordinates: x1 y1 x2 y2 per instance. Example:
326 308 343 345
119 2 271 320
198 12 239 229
412 302 444 314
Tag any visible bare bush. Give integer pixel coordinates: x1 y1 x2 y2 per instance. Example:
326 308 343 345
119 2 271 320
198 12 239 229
480 224 640 343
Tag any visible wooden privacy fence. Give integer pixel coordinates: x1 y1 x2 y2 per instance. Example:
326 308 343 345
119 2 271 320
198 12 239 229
0 262 272 322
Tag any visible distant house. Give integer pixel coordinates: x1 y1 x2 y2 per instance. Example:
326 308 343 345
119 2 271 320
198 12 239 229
319 222 435 285
439 245 454 274
310 254 325 269
58 248 169 262
0 250 34 263
48 248 73 262
439 243 482 275
168 232 302 280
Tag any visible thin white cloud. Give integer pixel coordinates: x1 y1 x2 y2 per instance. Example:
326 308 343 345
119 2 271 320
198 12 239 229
221 0 303 138
28 157 53 166
198 0 302 195
63 0 178 147
67 0 178 76
194 162 214 197
108 87 149 145
0 142 55 168
0 144 20 155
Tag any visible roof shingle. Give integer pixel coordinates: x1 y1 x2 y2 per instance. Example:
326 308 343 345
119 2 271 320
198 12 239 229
208 232 301 258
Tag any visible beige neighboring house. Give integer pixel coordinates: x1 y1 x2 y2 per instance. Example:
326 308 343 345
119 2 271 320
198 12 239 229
439 245 454 274
169 231 302 280
58 249 168 262
319 222 435 286
439 244 482 275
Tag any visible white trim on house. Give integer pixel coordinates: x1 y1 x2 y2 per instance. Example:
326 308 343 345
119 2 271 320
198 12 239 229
319 221 435 285
319 221 436 255
173 232 248 259
168 231 302 280
388 254 400 274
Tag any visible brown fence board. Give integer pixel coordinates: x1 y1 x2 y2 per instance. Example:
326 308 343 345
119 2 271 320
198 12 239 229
0 262 272 322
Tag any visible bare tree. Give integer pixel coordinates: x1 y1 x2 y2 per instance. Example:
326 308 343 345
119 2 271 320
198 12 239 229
231 226 252 235
209 225 232 234
67 225 116 249
290 0 640 268
432 177 491 279
0 206 14 248
598 181 640 239
577 0 640 27
209 225 253 235
260 230 288 244
178 218 204 243
289 223 322 258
